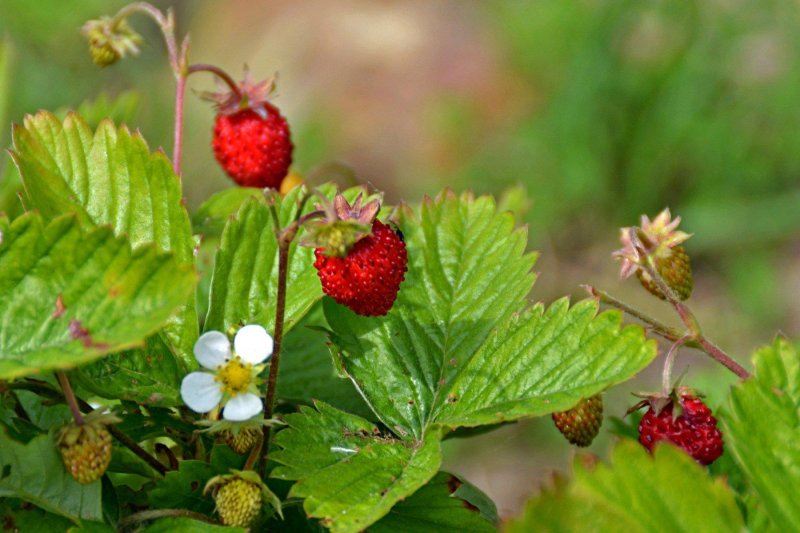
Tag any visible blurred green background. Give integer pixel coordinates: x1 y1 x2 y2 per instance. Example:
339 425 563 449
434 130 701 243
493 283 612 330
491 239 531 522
1 0 798 519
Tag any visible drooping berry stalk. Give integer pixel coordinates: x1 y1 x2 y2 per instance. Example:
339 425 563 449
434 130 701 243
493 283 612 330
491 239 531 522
12 377 168 475
661 335 690 396
102 2 189 175
56 370 84 425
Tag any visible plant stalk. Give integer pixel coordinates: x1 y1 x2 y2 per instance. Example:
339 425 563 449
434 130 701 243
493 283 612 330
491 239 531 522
260 235 290 474
12 378 170 475
662 336 690 395
56 371 84 425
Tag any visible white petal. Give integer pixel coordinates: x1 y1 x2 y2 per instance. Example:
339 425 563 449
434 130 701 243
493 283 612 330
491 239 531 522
194 331 231 369
181 372 222 413
233 325 273 364
223 393 263 421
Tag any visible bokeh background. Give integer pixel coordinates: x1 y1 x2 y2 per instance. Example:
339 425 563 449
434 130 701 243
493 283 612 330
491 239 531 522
1 0 799 519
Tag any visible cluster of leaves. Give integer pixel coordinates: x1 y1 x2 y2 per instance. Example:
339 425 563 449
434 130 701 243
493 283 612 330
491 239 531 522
0 80 797 533
0 105 661 532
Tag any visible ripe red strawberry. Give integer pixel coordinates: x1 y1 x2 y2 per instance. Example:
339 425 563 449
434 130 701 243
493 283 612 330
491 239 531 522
206 71 293 188
212 105 292 188
637 392 723 465
552 394 603 447
315 219 407 316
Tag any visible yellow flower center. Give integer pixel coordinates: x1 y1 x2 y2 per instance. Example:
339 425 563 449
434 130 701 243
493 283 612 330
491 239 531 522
216 357 253 395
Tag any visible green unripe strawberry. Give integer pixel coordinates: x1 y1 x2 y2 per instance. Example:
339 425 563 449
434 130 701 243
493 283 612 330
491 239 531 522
57 413 118 484
224 427 261 454
213 478 263 527
551 394 603 447
615 209 693 301
635 245 693 301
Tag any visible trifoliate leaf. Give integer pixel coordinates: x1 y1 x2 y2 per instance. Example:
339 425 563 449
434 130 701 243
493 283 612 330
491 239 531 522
325 191 656 438
726 338 800 530
271 401 442 533
0 213 194 379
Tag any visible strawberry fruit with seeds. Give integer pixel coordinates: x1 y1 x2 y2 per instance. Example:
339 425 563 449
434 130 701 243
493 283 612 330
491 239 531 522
305 193 408 317
208 72 293 188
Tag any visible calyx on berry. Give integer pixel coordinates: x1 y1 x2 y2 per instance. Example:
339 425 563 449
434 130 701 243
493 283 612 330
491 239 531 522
614 208 694 300
205 469 282 526
301 192 381 257
204 69 278 117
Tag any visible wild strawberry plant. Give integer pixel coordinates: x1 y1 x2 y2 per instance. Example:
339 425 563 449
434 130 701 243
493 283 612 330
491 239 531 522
0 3 797 532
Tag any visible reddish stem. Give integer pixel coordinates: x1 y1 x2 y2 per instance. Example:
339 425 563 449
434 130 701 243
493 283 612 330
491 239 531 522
187 63 242 98
56 371 84 426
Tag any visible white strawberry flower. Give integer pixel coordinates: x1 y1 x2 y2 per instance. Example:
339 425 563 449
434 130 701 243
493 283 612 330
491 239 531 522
180 325 273 421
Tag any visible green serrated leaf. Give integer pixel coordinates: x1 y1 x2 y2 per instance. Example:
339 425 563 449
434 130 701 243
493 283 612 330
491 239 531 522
278 304 372 419
726 338 800 530
325 191 536 440
369 472 496 533
147 461 220 515
191 186 263 237
140 517 246 533
0 213 195 379
75 91 140 129
14 389 73 431
10 110 198 367
0 426 102 524
507 441 744 532
435 299 656 427
205 186 312 334
325 191 656 438
271 401 442 533
71 334 184 406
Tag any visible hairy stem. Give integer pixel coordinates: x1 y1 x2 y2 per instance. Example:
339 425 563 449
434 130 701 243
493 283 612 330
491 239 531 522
112 3 189 174
187 63 242 97
113 2 178 71
260 236 290 475
696 337 751 379
584 285 684 341
55 371 84 426
662 336 690 395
